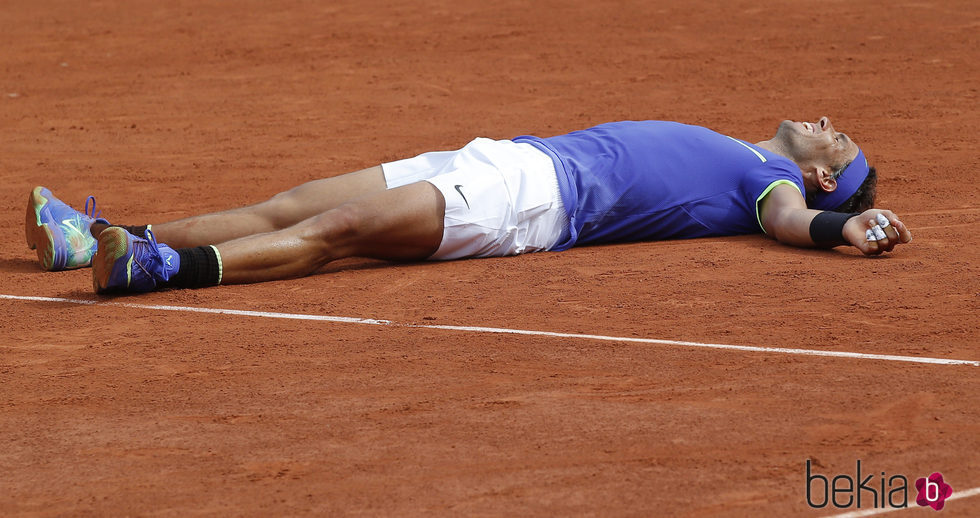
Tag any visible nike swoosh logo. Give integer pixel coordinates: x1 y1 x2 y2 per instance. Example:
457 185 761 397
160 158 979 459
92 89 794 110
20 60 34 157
454 184 470 209
61 218 84 236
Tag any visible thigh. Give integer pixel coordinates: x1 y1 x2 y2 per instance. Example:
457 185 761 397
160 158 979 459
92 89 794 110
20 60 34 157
261 166 387 228
331 180 447 261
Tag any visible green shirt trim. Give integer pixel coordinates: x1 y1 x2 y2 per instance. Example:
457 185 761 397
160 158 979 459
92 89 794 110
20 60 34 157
756 180 802 234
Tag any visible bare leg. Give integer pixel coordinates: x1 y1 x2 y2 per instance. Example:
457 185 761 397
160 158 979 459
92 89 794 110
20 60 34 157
217 181 446 284
92 166 389 248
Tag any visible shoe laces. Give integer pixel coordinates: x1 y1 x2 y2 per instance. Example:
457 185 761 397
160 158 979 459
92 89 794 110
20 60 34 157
83 195 102 220
131 229 165 280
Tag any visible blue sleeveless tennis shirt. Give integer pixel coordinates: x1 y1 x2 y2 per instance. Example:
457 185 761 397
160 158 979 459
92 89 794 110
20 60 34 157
513 121 805 251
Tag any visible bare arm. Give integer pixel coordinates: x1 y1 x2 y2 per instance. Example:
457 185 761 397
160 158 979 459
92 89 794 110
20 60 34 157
758 184 912 255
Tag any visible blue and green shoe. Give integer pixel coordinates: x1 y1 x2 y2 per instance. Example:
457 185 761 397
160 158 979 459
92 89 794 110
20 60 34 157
25 186 109 271
92 227 179 294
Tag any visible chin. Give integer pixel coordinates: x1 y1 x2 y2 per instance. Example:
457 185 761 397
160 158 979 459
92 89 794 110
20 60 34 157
778 119 797 132
773 120 797 140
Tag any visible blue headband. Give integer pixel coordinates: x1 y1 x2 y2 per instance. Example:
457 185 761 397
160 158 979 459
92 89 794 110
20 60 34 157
811 148 868 211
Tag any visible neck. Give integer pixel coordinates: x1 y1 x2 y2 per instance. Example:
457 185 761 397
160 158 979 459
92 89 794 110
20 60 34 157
754 138 792 160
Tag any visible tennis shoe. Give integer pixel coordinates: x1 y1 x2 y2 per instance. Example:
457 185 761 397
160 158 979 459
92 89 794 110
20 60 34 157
26 186 109 271
93 227 180 294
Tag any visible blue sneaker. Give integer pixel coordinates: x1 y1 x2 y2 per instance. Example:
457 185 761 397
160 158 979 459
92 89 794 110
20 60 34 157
25 186 110 271
92 227 180 294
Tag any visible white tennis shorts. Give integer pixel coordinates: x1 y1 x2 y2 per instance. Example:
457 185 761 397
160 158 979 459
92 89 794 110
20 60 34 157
382 138 570 260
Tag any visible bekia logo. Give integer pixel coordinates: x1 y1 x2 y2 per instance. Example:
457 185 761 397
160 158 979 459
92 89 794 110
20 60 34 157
916 472 954 511
805 460 954 511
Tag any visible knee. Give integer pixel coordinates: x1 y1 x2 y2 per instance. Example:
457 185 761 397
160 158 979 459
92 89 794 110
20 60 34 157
257 190 303 230
326 203 364 238
305 203 364 249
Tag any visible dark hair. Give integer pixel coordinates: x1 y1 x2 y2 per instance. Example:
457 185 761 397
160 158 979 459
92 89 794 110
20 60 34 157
806 166 877 213
833 166 877 213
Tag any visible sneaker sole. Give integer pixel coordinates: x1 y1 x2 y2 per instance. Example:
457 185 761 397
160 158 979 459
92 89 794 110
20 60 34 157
25 186 58 271
93 227 131 294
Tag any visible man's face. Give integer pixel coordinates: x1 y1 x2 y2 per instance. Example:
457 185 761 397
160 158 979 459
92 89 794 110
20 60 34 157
775 116 860 174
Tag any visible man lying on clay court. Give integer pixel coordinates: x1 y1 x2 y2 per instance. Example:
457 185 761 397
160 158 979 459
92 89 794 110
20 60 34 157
26 117 912 295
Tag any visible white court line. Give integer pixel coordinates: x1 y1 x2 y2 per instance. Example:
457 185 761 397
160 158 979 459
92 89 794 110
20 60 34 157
2 294 978 367
0 294 390 325
824 486 980 517
903 207 980 216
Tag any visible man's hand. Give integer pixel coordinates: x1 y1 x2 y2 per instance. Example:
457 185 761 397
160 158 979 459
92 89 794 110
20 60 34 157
843 209 912 255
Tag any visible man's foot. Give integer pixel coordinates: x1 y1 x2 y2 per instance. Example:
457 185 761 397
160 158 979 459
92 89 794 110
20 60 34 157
25 186 109 271
92 227 180 294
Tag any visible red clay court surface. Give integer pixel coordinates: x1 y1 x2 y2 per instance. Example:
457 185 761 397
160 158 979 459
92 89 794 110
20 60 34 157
1 1 978 516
